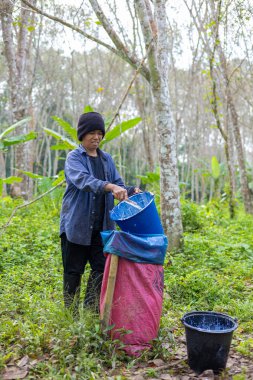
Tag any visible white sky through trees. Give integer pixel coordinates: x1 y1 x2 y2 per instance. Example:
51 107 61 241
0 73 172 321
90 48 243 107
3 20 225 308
53 0 193 68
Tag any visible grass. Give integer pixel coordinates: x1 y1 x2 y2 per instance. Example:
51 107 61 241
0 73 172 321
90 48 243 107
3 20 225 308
0 196 252 379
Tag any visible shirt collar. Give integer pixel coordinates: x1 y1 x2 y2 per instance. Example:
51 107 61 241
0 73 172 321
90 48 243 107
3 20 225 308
77 144 107 160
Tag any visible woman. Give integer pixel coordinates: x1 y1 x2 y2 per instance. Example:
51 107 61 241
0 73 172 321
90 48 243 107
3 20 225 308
60 111 140 314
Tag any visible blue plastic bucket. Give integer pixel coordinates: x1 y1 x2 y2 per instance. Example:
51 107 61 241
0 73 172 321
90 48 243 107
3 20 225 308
110 192 164 234
181 311 238 375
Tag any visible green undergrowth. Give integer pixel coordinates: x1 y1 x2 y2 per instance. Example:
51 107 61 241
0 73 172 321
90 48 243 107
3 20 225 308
0 197 252 379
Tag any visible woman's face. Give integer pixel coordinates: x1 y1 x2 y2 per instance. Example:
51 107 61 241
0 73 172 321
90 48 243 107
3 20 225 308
82 130 103 151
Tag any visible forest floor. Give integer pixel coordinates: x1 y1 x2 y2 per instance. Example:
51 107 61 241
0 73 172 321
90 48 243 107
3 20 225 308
2 333 253 379
0 197 252 380
107 339 253 379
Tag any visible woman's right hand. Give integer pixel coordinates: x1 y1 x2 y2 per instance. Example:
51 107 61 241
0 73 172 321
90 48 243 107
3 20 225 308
104 183 128 201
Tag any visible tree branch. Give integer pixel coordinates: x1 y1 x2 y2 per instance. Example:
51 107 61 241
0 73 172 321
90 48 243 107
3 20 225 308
16 1 30 80
135 0 159 84
22 0 150 82
88 0 150 81
0 0 18 98
106 34 156 133
21 0 118 54
144 0 157 36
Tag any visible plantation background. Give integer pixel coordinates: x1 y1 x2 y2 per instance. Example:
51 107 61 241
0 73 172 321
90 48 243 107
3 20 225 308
1 193 253 379
1 0 253 378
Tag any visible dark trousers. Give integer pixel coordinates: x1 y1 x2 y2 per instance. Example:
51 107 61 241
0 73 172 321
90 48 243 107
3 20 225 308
61 231 106 313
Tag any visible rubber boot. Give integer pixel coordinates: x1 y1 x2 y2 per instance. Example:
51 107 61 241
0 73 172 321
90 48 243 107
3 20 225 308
84 270 103 313
63 273 81 317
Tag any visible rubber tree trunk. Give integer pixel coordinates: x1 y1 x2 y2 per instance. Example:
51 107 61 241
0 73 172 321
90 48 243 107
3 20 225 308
155 0 183 248
0 152 7 196
135 78 155 171
0 0 35 198
209 0 253 214
88 0 183 249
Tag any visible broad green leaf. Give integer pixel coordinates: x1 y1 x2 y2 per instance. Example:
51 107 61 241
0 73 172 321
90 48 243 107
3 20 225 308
15 170 44 179
100 117 141 147
51 116 77 141
50 144 73 150
136 175 149 185
211 156 220 179
3 176 23 184
137 169 160 185
147 172 160 182
83 105 94 113
0 117 32 139
3 131 37 147
43 127 77 149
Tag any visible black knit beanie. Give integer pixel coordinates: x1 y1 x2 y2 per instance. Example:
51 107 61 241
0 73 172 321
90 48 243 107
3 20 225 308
77 112 105 141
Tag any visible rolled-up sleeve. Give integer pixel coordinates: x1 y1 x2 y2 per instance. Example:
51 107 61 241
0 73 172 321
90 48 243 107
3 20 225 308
65 152 109 193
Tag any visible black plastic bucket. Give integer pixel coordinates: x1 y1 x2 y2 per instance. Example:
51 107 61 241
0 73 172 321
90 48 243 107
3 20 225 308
181 311 238 375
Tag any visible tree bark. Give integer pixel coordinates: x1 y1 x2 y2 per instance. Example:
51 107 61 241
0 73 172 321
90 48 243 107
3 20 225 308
0 152 7 196
185 0 238 216
0 0 36 198
136 0 183 248
209 0 253 213
135 78 155 171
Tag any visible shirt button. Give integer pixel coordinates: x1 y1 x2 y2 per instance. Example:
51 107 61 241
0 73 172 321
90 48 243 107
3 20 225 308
90 226 93 229
93 196 96 200
92 211 95 214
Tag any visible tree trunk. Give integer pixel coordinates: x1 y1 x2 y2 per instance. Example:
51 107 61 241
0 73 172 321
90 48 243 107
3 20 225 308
200 175 206 204
209 0 253 214
227 90 253 213
152 0 183 248
191 166 194 201
90 0 183 249
0 0 35 198
217 46 252 213
135 78 155 171
224 97 236 218
195 172 199 203
0 152 7 196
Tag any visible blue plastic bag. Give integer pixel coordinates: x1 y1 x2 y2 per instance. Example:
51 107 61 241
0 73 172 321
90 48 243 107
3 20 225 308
101 230 168 265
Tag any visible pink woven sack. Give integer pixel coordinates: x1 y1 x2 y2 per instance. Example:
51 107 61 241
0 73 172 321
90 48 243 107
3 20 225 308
100 255 164 356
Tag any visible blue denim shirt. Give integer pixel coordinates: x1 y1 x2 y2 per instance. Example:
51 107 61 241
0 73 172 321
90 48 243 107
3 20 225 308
60 144 134 245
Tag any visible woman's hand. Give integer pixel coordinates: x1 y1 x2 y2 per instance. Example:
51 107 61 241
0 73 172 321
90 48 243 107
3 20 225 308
104 183 128 201
133 187 142 194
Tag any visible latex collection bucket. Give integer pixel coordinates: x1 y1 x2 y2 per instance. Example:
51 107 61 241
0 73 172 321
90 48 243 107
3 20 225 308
181 311 238 375
110 192 164 234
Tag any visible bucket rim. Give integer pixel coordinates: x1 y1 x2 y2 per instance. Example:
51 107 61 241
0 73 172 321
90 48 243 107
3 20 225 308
110 191 155 221
181 311 238 334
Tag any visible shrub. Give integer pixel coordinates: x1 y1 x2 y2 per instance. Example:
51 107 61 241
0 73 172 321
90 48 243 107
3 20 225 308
181 199 203 232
